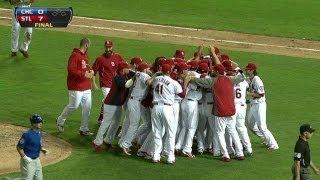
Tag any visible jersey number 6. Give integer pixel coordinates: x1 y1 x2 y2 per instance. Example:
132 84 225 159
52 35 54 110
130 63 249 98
235 88 241 98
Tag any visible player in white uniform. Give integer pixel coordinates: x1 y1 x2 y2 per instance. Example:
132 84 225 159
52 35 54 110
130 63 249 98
245 63 279 150
175 61 202 157
119 63 151 155
225 73 253 155
195 62 216 154
151 64 182 164
10 0 34 58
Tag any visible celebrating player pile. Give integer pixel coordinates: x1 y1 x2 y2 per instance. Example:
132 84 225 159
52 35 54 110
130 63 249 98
55 38 279 164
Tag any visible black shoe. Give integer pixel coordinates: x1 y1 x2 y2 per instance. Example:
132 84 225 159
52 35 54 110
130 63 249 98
11 52 17 57
19 49 29 58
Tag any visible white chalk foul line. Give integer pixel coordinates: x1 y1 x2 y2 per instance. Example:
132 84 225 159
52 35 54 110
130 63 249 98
0 7 320 53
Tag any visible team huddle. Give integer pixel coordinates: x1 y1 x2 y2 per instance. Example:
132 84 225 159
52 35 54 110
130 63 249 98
56 38 279 164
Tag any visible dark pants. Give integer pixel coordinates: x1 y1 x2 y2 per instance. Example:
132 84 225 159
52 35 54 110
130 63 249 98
292 166 312 180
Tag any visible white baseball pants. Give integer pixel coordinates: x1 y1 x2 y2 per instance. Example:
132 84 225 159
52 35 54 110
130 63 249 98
93 104 122 145
57 90 92 132
119 98 143 148
215 116 244 158
11 8 32 52
151 104 175 162
135 106 151 145
175 99 198 153
247 102 278 148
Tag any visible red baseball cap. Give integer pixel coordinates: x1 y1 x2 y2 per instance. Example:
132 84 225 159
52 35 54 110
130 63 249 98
176 62 191 72
173 57 185 64
162 64 172 74
105 40 113 47
118 62 130 72
222 60 235 71
187 60 199 70
130 57 143 66
245 63 257 70
212 64 225 75
198 62 209 73
220 54 230 63
137 63 150 72
174 49 185 59
165 59 175 67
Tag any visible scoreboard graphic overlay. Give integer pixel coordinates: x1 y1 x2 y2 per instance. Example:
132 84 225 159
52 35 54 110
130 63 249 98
15 7 73 28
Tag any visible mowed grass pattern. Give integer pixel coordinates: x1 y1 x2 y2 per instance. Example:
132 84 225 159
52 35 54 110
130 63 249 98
0 26 320 179
1 0 320 40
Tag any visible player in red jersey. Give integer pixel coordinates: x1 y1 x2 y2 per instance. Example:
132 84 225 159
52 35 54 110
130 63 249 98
92 40 125 125
56 38 94 136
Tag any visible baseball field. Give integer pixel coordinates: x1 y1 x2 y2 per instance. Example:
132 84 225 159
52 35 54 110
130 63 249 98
0 0 320 179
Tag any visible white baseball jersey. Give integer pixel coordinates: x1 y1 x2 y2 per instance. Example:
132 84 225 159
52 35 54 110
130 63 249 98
201 75 213 103
152 75 182 105
234 80 249 105
130 72 151 99
185 71 202 100
249 76 266 103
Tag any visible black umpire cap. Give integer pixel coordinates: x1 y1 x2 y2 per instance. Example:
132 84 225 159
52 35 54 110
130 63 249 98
300 124 315 134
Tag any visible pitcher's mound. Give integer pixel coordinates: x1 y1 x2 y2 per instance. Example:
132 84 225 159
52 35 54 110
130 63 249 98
0 123 72 175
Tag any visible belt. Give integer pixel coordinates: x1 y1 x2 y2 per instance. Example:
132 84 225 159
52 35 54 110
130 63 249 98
153 102 172 106
207 102 214 105
236 103 245 106
187 99 195 101
130 97 141 101
198 102 203 105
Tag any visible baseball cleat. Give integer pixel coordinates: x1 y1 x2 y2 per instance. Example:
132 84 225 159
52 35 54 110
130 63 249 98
92 142 103 153
268 145 279 150
103 142 112 151
137 151 147 157
221 156 231 162
152 159 160 163
19 49 29 58
122 147 132 156
197 148 204 155
182 151 195 158
11 52 17 57
79 130 94 136
235 156 245 161
166 160 175 164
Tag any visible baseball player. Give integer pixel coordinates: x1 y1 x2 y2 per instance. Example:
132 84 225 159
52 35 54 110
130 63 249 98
17 114 48 180
9 0 34 58
195 62 215 154
92 40 125 125
245 63 279 150
56 38 94 136
135 85 153 147
119 62 151 155
92 62 135 152
151 63 182 164
185 46 245 162
223 61 253 155
175 60 202 158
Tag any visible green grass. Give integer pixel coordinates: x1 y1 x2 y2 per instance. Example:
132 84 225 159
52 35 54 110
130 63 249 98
1 0 320 40
1 25 320 179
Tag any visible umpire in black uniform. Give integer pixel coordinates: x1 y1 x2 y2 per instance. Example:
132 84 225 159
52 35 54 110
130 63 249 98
292 124 320 180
